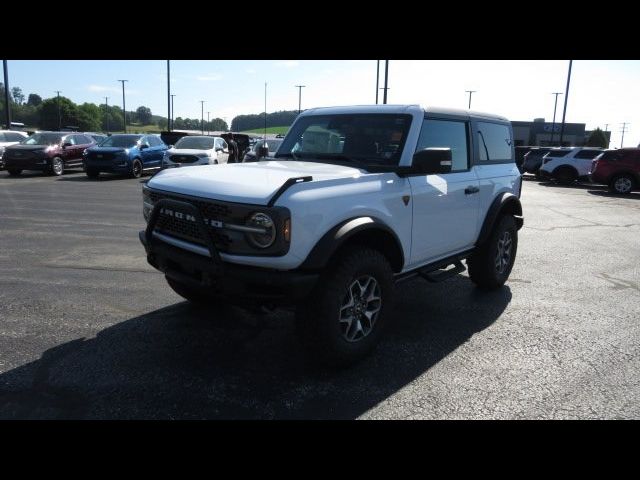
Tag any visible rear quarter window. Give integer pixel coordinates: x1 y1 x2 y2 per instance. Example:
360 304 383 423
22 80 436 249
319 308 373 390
477 122 513 162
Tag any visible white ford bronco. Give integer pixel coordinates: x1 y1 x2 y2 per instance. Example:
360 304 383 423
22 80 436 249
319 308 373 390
140 105 523 366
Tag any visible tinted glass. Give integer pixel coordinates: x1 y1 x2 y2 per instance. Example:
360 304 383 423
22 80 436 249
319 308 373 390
477 122 512 162
63 136 76 145
547 149 571 158
575 149 602 159
277 114 412 165
175 136 215 150
416 119 469 171
21 133 63 145
99 135 142 148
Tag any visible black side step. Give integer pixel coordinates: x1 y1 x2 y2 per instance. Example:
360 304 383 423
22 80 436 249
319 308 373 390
417 260 466 283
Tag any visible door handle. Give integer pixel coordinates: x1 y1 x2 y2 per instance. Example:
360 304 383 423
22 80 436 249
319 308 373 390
465 186 480 195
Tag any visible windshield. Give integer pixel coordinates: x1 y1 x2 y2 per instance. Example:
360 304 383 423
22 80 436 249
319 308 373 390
99 135 142 148
254 139 284 153
21 133 63 146
174 136 215 150
276 114 412 165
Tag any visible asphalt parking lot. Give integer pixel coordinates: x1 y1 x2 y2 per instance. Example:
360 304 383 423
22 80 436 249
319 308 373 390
0 170 638 419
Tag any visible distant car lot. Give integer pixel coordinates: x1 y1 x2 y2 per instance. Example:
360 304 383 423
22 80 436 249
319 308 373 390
0 171 638 419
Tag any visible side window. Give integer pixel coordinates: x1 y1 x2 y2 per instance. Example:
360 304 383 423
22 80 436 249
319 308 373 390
477 122 512 162
416 119 469 172
9 133 25 142
214 139 222 149
575 149 601 159
78 135 91 145
146 136 157 147
221 140 228 150
141 136 151 147
64 135 77 146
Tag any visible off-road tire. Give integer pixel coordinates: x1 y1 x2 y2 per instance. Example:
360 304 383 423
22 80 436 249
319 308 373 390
296 247 395 368
467 215 518 290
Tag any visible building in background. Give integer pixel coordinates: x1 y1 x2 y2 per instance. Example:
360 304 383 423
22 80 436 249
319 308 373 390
511 118 611 147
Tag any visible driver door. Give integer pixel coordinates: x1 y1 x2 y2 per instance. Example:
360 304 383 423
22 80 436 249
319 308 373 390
216 139 229 164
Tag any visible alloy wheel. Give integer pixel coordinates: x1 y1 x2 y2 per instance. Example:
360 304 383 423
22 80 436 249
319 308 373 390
339 275 382 342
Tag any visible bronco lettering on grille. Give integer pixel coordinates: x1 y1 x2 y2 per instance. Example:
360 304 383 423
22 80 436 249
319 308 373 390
159 207 223 228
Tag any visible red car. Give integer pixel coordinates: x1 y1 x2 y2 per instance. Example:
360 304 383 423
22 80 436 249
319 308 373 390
590 148 640 194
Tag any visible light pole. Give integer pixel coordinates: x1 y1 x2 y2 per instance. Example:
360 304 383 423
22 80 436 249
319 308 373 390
166 60 171 131
3 60 11 129
620 123 629 148
465 90 476 109
207 111 210 135
558 60 572 147
604 124 610 148
550 92 563 146
55 90 62 130
382 60 389 104
170 94 176 130
200 100 205 134
264 82 267 139
295 85 306 114
375 60 380 104
223 117 228 132
104 96 109 134
117 80 128 133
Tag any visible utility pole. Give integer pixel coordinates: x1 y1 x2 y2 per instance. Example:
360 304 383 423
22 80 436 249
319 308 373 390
604 124 609 148
295 85 306 114
104 96 109 134
382 60 389 104
375 60 380 105
207 111 210 135
170 94 176 130
558 60 572 147
55 90 62 130
2 60 11 129
465 90 476 109
200 100 205 134
223 117 227 131
264 82 267 139
167 60 171 132
550 92 563 146
117 80 128 133
620 123 630 148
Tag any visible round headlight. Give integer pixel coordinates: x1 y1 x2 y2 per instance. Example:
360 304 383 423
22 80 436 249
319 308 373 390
246 212 276 249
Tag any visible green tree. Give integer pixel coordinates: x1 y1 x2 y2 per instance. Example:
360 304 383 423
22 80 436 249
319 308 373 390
77 103 102 131
11 87 24 104
587 128 608 148
136 106 152 125
40 96 79 130
27 93 42 107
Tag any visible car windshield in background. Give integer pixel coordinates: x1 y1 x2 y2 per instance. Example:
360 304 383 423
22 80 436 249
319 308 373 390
174 137 215 150
255 139 284 152
21 133 63 146
99 135 142 148
276 114 412 165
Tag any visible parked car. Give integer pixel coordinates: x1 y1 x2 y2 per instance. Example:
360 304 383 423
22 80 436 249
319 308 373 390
538 147 603 184
243 138 284 162
162 135 229 168
590 148 640 194
83 134 168 179
0 130 29 169
514 146 535 173
522 147 553 175
85 132 107 144
140 104 523 367
3 131 96 176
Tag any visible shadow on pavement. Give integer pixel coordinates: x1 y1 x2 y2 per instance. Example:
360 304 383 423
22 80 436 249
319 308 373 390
0 276 511 419
587 190 640 200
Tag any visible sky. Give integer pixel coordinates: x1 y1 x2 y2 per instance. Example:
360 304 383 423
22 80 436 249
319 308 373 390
5 60 639 148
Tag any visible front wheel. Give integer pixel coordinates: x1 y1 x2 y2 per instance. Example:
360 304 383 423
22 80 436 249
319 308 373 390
51 157 64 176
467 215 518 290
296 247 394 368
130 159 143 178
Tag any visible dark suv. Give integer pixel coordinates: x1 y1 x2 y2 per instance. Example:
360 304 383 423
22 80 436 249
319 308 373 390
522 147 553 175
3 131 95 176
590 148 640 194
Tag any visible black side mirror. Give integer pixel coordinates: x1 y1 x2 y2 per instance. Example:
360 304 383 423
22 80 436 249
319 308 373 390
258 146 269 158
411 148 452 174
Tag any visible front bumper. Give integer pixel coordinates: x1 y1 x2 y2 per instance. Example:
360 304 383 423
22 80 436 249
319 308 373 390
85 158 130 173
3 157 50 171
140 230 318 305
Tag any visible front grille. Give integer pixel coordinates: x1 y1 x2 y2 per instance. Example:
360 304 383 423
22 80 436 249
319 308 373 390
149 191 234 252
6 150 40 160
170 154 200 163
87 152 117 161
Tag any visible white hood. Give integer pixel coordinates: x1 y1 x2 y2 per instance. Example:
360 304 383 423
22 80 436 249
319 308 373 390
147 160 364 205
165 148 211 156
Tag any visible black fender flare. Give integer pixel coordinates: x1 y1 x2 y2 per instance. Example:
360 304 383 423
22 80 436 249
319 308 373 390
476 193 523 247
299 216 405 272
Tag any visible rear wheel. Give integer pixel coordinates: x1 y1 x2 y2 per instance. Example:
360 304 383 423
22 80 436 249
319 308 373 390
609 174 635 194
468 215 518 290
131 159 143 178
553 166 577 185
7 169 22 176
